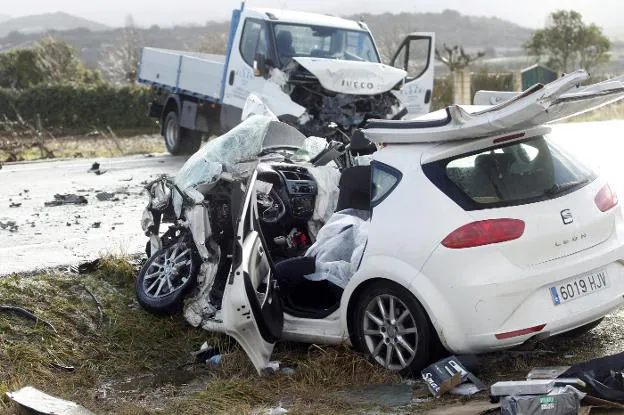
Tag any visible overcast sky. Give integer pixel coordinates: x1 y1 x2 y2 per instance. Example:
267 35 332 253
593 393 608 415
2 0 623 30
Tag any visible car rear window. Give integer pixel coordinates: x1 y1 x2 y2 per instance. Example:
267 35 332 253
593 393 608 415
422 135 597 211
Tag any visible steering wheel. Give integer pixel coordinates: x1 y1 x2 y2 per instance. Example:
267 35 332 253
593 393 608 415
257 189 286 223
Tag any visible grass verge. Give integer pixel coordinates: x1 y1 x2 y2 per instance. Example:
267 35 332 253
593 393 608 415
0 257 401 415
0 134 165 163
2 256 622 414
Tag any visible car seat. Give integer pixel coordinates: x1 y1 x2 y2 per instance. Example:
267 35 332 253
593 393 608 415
276 30 296 64
336 166 372 212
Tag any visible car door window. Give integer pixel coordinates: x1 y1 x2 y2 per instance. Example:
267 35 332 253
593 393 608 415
240 20 269 67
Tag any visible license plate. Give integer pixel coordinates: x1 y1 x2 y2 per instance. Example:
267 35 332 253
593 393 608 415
550 269 608 305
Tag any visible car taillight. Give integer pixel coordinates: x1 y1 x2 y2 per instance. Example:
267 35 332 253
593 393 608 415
441 219 525 249
495 324 546 340
595 184 618 212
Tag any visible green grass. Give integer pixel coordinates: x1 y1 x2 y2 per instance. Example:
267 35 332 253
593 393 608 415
0 257 401 414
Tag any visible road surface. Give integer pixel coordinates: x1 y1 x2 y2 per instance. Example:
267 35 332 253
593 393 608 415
1 120 624 275
0 154 186 275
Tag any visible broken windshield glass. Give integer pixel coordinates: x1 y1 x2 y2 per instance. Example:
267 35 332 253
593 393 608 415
174 116 324 192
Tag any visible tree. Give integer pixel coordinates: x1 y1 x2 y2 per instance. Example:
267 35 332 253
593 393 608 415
525 10 611 73
196 31 228 55
374 23 412 64
100 14 143 84
435 44 485 73
0 37 99 88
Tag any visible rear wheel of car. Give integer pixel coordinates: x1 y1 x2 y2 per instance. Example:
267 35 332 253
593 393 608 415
352 280 432 375
163 111 202 155
136 240 198 315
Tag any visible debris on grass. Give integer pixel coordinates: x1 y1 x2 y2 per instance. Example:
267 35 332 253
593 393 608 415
82 285 105 329
0 304 57 333
44 194 88 207
7 386 95 415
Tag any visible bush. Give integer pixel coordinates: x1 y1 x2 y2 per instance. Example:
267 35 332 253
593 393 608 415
471 69 514 99
0 84 156 134
432 76 453 110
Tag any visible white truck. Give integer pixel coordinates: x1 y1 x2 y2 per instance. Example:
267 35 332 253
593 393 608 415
138 3 435 154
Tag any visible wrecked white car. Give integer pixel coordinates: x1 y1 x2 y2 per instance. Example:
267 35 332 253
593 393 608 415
139 70 624 377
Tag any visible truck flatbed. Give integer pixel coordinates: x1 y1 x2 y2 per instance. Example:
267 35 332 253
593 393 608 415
138 47 225 103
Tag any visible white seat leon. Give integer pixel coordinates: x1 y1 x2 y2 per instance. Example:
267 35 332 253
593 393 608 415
218 70 624 376
343 125 624 374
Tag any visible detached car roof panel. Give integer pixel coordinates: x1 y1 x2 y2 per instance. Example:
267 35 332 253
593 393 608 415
363 70 624 144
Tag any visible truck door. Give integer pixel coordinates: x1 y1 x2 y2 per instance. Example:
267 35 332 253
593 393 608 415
221 18 274 130
390 33 436 117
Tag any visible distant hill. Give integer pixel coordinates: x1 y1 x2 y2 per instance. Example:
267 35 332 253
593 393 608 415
0 14 10 23
0 12 109 38
0 9 621 76
349 9 533 50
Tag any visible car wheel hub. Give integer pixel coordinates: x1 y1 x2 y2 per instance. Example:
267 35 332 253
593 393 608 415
142 242 192 299
362 294 419 371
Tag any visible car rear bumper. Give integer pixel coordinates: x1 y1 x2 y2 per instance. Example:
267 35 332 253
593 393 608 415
420 226 624 354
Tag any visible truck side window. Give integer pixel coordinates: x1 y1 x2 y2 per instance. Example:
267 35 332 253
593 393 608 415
240 20 269 68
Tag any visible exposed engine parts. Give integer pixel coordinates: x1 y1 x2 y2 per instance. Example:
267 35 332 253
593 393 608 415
281 63 405 140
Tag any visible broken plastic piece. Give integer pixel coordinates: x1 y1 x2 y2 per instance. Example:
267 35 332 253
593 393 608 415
6 386 95 415
44 194 88 207
95 192 117 201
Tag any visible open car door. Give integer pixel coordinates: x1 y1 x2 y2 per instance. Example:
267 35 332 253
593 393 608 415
390 32 436 117
222 169 284 374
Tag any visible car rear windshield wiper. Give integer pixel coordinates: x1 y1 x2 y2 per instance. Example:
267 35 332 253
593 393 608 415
543 179 590 196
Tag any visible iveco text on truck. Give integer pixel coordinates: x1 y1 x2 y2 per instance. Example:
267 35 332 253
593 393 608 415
138 4 435 154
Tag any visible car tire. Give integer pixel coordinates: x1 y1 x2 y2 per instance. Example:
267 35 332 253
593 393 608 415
135 241 198 315
559 317 604 338
163 111 202 155
351 280 432 375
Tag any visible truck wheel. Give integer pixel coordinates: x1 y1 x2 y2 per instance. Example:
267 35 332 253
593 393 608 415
163 111 202 155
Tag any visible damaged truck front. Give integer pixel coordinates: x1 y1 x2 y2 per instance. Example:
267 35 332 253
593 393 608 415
138 5 435 154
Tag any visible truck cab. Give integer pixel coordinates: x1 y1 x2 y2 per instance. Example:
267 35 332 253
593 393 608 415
139 5 435 154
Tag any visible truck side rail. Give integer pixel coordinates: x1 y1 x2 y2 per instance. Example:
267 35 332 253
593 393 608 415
138 47 226 104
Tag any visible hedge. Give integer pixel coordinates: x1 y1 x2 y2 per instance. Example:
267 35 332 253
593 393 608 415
0 84 157 134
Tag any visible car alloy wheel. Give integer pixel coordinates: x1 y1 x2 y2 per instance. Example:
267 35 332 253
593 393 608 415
362 293 419 371
142 242 193 298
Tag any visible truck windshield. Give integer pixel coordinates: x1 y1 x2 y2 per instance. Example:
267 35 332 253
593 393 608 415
273 24 379 66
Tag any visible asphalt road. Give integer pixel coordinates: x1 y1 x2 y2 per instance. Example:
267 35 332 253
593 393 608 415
0 154 186 275
1 119 624 275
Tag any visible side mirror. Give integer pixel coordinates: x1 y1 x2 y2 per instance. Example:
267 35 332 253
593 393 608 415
253 53 268 77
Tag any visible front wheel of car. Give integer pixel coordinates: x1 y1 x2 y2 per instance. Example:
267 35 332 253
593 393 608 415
136 240 198 315
352 281 432 375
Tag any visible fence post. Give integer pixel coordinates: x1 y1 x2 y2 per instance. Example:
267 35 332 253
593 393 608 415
453 70 472 105
514 71 522 91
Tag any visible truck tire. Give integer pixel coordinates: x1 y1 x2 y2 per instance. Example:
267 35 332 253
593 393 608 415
163 111 202 155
